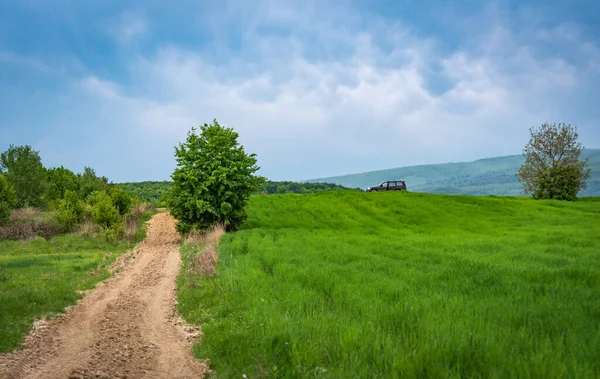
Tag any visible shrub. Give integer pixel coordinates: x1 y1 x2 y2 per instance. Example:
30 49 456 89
91 192 121 229
0 175 16 224
52 190 85 231
0 202 10 225
0 174 16 207
109 187 132 215
85 190 105 206
102 222 125 242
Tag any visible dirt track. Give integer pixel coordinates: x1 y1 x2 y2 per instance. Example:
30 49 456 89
0 213 208 379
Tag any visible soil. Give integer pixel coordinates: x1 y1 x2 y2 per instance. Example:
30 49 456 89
0 213 209 379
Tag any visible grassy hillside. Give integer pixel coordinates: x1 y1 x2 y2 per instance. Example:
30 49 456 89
117 180 359 204
178 191 600 378
308 148 600 196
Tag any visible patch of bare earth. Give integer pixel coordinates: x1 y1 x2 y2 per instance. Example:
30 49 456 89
0 213 209 379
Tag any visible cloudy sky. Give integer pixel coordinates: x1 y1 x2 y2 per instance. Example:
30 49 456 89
1 0 599 182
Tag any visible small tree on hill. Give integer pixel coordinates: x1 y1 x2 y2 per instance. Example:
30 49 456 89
517 122 591 201
0 144 47 208
167 119 265 234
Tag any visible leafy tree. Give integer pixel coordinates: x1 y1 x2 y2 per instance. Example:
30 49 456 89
79 167 109 200
52 190 85 231
0 145 47 208
517 122 591 200
0 174 16 224
167 119 265 233
46 166 80 202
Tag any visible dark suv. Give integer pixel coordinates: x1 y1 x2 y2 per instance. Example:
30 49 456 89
366 180 407 192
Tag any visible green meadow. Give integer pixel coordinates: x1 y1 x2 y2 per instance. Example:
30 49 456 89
0 211 154 353
178 191 600 378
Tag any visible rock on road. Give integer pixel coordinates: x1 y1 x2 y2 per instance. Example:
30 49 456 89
0 213 208 379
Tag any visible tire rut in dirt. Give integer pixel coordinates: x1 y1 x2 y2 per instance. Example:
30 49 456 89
0 213 208 379
68 294 159 379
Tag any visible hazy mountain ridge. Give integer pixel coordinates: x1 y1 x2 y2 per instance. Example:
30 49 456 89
307 149 600 196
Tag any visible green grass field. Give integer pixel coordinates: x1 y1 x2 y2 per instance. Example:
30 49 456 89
178 192 600 378
0 211 155 353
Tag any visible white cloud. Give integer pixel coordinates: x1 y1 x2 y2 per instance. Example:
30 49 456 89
7 1 598 182
107 11 148 45
73 16 595 182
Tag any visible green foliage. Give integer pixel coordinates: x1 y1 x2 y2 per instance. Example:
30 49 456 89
108 187 132 215
90 191 121 230
308 149 600 197
0 175 16 224
0 203 10 225
167 119 264 233
178 191 600 378
46 166 79 202
257 180 359 194
518 122 591 201
52 190 85 231
79 167 109 200
0 145 47 208
85 190 104 206
101 221 125 242
0 174 16 207
117 181 171 206
117 180 356 207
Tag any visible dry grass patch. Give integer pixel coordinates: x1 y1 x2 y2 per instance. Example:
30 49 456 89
194 244 219 277
184 224 225 246
77 218 102 237
189 224 225 277
9 208 45 222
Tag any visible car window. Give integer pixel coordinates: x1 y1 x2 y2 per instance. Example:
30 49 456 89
390 181 396 187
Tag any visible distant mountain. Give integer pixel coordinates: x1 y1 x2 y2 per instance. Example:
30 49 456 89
307 149 600 197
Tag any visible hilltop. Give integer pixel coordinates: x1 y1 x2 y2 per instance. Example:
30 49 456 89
307 148 600 196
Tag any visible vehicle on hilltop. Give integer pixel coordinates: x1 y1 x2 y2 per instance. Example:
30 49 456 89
366 180 407 192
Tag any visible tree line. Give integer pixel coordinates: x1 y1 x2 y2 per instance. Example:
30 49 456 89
0 144 142 239
116 180 358 206
2 120 590 236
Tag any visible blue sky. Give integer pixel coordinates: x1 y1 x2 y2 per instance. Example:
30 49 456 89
1 0 599 182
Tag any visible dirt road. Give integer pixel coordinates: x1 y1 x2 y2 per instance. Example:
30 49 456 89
0 213 208 379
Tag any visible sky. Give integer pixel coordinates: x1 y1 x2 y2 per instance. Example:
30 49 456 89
1 0 599 183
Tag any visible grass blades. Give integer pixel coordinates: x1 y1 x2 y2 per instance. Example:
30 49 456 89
0 210 155 353
177 192 600 378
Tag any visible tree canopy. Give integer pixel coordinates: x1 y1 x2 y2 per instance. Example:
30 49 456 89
46 166 80 202
517 122 591 200
167 119 264 233
0 144 47 208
